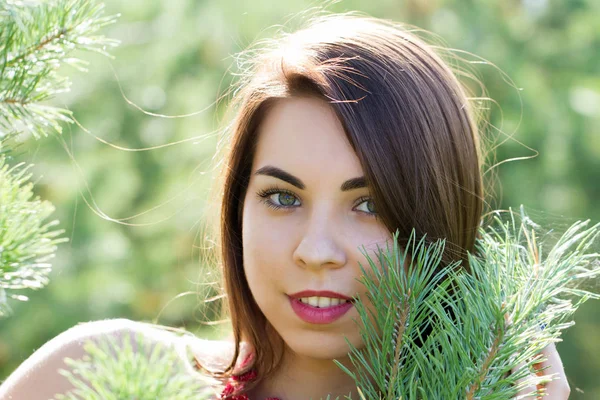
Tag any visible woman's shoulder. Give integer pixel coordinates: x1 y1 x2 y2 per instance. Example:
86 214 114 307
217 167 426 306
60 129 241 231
61 318 243 368
107 319 251 374
0 318 169 398
77 319 242 369
54 318 190 357
0 318 239 399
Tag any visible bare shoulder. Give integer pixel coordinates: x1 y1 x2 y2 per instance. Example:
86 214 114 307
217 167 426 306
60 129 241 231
0 318 191 399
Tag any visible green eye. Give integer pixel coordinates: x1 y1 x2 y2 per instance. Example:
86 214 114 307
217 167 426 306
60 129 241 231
356 198 377 215
367 199 376 213
278 192 297 206
256 187 301 210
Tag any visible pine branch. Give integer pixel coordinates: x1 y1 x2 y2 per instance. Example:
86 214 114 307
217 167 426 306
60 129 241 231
0 155 68 317
55 330 216 400
465 307 505 399
0 0 118 317
387 287 410 400
0 0 119 139
337 208 600 399
335 232 456 399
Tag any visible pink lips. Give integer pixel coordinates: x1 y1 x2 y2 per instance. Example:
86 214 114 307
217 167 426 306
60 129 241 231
288 297 354 324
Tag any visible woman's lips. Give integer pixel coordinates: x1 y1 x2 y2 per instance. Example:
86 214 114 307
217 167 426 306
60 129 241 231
288 296 354 324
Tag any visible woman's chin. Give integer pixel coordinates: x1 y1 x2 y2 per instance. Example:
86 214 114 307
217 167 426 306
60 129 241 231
281 331 361 361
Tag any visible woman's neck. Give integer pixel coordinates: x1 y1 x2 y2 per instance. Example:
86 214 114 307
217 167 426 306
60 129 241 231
248 348 360 400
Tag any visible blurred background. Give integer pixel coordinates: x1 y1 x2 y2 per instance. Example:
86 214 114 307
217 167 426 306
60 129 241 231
1 0 599 397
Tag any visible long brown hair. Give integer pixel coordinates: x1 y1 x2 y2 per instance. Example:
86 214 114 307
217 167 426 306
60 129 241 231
203 12 488 396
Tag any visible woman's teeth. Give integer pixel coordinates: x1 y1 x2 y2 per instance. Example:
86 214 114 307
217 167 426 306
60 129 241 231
299 297 349 308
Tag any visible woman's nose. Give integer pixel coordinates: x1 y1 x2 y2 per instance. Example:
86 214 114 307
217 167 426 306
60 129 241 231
292 214 347 270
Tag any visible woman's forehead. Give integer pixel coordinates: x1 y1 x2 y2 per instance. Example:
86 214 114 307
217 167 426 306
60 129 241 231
251 96 364 181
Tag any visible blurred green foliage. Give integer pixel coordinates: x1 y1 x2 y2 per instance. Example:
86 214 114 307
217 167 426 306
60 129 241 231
0 0 598 398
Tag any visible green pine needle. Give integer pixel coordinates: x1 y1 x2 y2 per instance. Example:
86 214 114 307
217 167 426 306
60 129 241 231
0 0 119 318
55 330 215 400
336 207 599 399
0 0 120 139
0 154 68 317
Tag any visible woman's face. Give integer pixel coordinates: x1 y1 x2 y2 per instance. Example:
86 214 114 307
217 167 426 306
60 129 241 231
242 96 391 360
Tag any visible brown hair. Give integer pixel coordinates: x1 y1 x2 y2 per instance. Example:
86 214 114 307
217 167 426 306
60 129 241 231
203 12 488 396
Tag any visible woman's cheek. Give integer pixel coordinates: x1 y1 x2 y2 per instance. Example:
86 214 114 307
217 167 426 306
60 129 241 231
243 208 290 289
349 228 392 271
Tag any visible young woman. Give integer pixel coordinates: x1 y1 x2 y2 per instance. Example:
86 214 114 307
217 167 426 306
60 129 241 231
0 13 570 400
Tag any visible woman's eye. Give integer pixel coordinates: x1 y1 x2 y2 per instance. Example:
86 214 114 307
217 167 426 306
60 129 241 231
257 188 301 209
273 192 299 207
355 198 377 215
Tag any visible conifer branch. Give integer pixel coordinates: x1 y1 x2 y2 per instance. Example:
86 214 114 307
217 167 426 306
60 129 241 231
0 0 120 139
0 0 118 316
4 27 67 68
337 207 600 399
55 330 216 400
387 289 410 400
0 156 68 317
466 311 505 399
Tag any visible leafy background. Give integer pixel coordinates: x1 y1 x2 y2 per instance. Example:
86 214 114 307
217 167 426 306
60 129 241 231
1 0 599 398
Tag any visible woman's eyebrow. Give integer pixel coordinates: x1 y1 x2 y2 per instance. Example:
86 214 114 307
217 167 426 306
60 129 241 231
340 176 367 191
254 165 367 191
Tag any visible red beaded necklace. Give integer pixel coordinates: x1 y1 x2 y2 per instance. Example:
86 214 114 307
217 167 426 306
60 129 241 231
219 351 281 400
